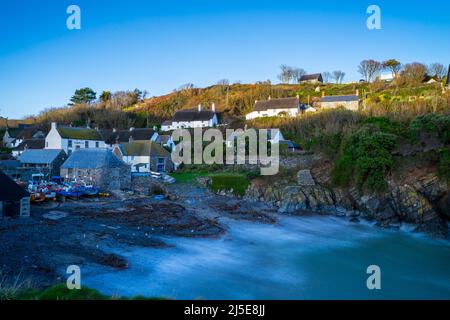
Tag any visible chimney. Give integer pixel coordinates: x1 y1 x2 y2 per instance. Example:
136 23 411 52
129 127 135 132
268 96 271 100
296 94 299 100
211 103 216 112
51 122 57 130
322 91 326 97
198 104 202 112
356 89 359 96
113 128 117 133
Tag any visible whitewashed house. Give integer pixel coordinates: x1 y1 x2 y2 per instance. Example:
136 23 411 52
45 122 108 155
113 141 173 173
2 125 45 148
299 73 323 84
245 97 300 120
161 104 218 131
225 129 285 148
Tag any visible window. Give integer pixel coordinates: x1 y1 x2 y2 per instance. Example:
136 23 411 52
85 141 89 148
157 158 165 172
68 140 72 148
96 141 99 148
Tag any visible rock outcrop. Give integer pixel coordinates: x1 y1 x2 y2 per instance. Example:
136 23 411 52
245 154 449 238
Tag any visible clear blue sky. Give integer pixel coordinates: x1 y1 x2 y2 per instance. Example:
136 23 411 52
1 0 449 118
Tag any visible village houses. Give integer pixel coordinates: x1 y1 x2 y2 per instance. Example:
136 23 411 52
45 122 108 155
2 124 45 148
18 149 67 181
320 90 360 111
245 97 301 120
299 73 324 84
60 149 131 191
161 104 218 131
0 170 30 218
113 140 173 173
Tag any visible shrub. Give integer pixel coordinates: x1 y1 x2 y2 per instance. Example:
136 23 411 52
409 113 450 143
332 125 397 192
438 148 450 182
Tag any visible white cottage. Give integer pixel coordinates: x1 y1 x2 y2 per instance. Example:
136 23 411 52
45 122 107 155
161 104 218 131
245 97 300 120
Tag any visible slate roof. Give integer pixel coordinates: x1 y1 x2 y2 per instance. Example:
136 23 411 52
299 73 323 82
13 139 45 151
173 109 215 122
19 149 65 164
56 126 103 140
104 128 156 144
162 120 173 126
0 170 30 201
253 97 299 112
119 141 170 157
61 149 127 169
321 95 359 103
15 127 44 140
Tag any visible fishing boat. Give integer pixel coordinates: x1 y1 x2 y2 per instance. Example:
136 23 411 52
82 186 99 196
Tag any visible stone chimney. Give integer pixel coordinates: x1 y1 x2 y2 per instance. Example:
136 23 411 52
322 91 326 97
268 96 271 100
51 122 57 130
198 104 202 112
211 103 216 112
356 89 359 96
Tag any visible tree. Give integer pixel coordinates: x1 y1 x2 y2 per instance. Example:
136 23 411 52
70 87 97 105
278 65 294 84
292 68 306 83
332 70 345 84
428 63 446 79
383 59 402 77
358 60 382 82
322 72 331 83
99 90 112 102
400 63 427 85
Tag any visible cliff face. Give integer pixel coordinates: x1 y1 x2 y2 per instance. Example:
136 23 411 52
244 154 449 238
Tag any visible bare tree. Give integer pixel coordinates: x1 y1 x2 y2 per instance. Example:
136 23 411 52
358 60 382 82
400 63 427 85
428 63 446 79
322 72 331 83
332 70 345 84
278 65 294 84
292 68 307 83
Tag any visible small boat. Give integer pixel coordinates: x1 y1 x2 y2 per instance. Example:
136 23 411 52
58 187 84 198
31 193 46 203
82 186 99 196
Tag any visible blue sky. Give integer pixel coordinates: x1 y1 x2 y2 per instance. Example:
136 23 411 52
0 0 449 118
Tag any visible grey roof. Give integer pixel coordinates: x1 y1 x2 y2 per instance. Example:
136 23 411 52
253 97 299 112
173 109 215 122
299 73 323 82
321 95 359 103
13 139 45 151
61 148 127 169
19 149 65 164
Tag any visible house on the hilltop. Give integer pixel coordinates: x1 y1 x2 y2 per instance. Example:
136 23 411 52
2 125 45 148
113 140 173 173
245 97 300 120
12 139 45 158
320 91 360 111
299 73 323 84
45 122 107 155
60 149 131 191
103 128 159 147
19 149 67 180
161 104 218 131
0 170 30 218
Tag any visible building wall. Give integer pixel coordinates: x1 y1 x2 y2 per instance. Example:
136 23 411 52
149 155 173 173
122 155 151 173
321 101 359 111
245 108 299 120
61 165 131 192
